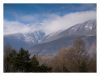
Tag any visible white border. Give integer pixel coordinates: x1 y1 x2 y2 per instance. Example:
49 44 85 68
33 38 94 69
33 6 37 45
97 0 100 74
3 0 97 3
0 0 100 76
0 0 3 74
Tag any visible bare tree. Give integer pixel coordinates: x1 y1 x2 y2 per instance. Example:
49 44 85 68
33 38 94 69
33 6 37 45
50 37 88 72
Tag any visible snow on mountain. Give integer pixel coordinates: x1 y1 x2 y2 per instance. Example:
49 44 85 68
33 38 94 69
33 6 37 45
4 31 45 50
42 19 96 43
4 19 96 56
31 19 96 55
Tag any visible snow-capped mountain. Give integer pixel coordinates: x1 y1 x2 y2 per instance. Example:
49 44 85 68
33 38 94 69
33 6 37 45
31 19 96 55
4 31 45 50
4 19 96 56
42 19 96 43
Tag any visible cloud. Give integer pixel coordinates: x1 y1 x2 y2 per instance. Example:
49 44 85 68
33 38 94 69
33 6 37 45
4 11 96 36
4 21 38 35
40 11 96 35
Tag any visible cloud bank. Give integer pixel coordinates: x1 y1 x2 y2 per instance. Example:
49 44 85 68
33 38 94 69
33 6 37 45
4 11 96 35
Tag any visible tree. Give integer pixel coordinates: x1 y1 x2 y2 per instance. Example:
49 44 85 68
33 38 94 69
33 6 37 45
73 37 88 72
4 47 52 72
14 48 30 72
51 37 88 72
4 48 17 72
38 64 52 72
29 55 52 72
49 48 70 72
28 55 39 72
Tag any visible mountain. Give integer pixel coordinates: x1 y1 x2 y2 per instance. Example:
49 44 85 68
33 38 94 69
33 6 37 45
4 19 96 56
42 19 96 43
31 19 96 55
4 31 45 50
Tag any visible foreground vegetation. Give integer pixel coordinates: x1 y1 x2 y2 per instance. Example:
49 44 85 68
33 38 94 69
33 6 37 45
4 38 96 72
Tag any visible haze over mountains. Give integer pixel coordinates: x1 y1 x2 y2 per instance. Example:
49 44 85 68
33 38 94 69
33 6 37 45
4 19 96 56
42 19 96 43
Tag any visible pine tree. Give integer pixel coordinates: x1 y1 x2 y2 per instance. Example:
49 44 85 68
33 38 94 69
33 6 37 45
14 48 30 72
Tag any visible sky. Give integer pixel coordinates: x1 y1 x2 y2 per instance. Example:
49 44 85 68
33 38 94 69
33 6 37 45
4 4 96 35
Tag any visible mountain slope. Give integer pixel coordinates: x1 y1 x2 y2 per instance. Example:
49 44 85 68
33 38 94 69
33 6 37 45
4 31 45 50
32 19 96 55
4 19 96 56
42 19 96 43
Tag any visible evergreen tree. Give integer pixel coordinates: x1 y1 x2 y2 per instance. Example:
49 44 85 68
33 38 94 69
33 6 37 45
4 47 52 72
14 48 30 72
39 64 52 72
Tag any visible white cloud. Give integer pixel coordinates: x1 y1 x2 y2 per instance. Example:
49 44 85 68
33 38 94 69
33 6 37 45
4 21 37 35
4 11 96 36
40 11 96 35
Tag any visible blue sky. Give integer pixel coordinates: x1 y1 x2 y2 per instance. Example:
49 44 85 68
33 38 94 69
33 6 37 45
4 4 96 35
4 4 96 22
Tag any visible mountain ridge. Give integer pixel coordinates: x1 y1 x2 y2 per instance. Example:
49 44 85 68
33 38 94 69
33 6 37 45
4 19 96 56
